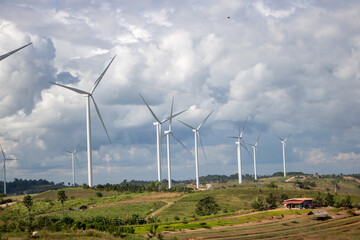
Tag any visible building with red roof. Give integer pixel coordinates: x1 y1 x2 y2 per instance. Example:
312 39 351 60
283 198 317 209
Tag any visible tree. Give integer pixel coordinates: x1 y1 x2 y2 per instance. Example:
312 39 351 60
315 192 324 206
57 190 68 217
195 196 220 216
280 193 289 202
23 195 33 220
268 181 278 188
325 193 334 206
251 197 264 211
266 192 277 209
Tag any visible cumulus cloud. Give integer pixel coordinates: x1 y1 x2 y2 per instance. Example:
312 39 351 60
1 0 360 184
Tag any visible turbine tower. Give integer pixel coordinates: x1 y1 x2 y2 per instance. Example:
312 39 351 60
178 110 213 190
163 97 190 189
140 94 186 182
250 134 261 180
0 43 32 61
228 117 250 184
278 133 292 177
51 56 115 187
1 145 17 195
64 143 81 186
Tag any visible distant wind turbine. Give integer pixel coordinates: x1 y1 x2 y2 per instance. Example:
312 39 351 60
178 110 213 190
1 145 17 195
277 133 292 177
64 143 81 186
140 94 186 182
0 43 32 62
163 97 190 189
228 117 250 184
250 134 261 180
51 55 115 187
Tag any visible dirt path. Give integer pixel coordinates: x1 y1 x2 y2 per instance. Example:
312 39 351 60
148 194 186 218
343 176 360 184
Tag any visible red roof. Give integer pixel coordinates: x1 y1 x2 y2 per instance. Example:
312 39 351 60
283 200 304 204
283 198 314 204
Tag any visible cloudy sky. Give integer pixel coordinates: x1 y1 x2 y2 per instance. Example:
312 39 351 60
0 0 360 185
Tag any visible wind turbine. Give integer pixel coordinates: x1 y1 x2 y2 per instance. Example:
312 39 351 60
51 55 115 187
228 117 250 184
277 133 292 177
250 134 261 180
0 43 32 62
178 110 213 190
139 94 186 182
1 145 17 195
163 97 190 189
64 143 81 186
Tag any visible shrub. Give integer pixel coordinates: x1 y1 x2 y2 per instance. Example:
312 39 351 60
251 197 264 211
266 192 277 209
195 196 220 216
268 181 278 188
96 192 103 197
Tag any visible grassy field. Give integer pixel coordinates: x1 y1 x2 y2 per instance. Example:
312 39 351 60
1 176 360 239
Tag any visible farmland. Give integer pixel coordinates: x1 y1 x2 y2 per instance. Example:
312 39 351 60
0 175 360 239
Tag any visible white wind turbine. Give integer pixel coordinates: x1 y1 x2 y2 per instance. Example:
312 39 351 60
277 133 292 177
163 97 191 189
178 110 213 190
250 134 261 180
0 43 32 62
228 117 250 184
51 56 115 187
140 94 186 182
1 145 17 195
64 143 81 186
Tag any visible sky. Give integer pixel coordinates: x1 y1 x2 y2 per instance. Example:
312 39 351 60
0 0 360 186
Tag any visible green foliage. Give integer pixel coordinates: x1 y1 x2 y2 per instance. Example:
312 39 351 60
96 192 103 197
280 193 288 202
57 190 67 217
325 193 334 206
147 224 164 239
22 195 33 219
265 193 277 209
251 197 264 211
268 181 278 188
334 195 352 209
316 192 324 206
295 180 316 189
195 196 220 216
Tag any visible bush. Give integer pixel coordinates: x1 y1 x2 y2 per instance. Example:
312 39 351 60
251 197 264 211
268 181 278 188
195 196 221 216
96 192 103 197
266 192 277 209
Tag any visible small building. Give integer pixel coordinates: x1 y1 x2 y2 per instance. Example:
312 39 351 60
283 198 317 209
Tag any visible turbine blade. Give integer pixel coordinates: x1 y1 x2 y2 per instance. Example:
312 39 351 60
197 110 213 130
256 133 261 145
91 96 112 144
74 142 81 153
90 55 116 94
232 145 238 153
162 109 187 123
139 93 161 123
285 132 292 141
0 42 32 61
64 149 73 154
198 132 207 161
170 132 192 155
170 96 174 127
241 139 251 156
75 154 81 168
241 116 248 133
0 145 6 160
178 120 196 130
277 135 284 142
50 82 90 95
227 136 238 139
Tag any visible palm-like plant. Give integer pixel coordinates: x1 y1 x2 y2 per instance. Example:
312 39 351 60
57 190 68 217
